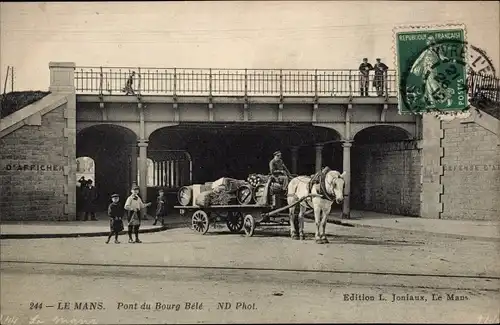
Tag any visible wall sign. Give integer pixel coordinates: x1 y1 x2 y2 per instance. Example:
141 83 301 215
4 164 64 171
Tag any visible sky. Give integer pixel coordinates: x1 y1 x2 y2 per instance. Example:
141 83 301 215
1 1 499 91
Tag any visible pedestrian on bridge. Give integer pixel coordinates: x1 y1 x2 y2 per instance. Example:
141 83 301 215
373 58 389 97
359 58 374 97
122 71 136 95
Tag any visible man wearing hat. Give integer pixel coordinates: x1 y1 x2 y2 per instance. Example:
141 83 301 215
373 58 389 97
82 179 98 221
269 151 291 188
358 58 374 97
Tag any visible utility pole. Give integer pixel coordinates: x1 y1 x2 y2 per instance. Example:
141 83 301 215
11 66 14 92
3 66 10 95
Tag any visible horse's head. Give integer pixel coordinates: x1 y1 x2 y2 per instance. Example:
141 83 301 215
325 170 346 204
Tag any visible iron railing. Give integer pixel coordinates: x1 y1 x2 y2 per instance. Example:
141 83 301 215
468 71 500 103
467 71 500 117
74 66 398 98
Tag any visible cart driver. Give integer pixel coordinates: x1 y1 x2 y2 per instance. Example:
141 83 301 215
269 151 291 186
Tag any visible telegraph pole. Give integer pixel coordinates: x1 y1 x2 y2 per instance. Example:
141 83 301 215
3 66 10 95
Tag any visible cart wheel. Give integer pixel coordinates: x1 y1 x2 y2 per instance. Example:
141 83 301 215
178 186 193 206
253 184 267 205
226 211 244 233
192 210 209 235
243 214 256 237
236 185 253 205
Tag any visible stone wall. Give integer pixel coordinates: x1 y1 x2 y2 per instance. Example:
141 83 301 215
0 103 69 221
351 141 421 216
440 121 500 220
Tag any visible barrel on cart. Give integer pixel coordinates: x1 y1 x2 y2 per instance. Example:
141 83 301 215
174 176 301 236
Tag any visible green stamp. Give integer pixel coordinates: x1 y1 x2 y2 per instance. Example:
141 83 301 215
395 27 468 114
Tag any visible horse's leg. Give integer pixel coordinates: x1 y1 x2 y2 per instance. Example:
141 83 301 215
320 203 330 243
289 203 298 240
298 205 305 240
313 200 322 243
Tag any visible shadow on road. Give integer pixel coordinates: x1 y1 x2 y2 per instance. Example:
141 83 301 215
201 229 423 247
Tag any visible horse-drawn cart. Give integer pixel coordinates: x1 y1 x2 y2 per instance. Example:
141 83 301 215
174 176 306 237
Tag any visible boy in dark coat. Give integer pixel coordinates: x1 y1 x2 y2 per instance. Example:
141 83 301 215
153 189 167 226
106 194 124 244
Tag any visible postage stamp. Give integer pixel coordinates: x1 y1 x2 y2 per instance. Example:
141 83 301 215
394 25 469 115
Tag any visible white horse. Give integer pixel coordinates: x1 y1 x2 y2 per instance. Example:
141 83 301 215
287 170 346 244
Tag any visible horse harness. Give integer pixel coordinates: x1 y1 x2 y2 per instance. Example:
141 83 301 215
303 173 336 209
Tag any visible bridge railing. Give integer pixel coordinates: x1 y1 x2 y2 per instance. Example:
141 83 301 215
468 71 500 103
74 66 398 98
467 71 500 117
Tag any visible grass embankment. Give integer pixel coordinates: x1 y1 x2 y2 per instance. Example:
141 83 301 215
0 91 51 118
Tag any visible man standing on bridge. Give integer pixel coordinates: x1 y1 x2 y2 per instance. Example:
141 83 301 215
373 58 389 97
359 58 374 97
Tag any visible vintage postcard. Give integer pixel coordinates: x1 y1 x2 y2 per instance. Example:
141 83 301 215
0 1 499 324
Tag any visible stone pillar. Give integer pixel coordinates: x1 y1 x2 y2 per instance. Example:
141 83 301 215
130 144 138 189
420 114 443 218
342 140 353 219
315 145 323 173
138 139 148 202
291 146 299 174
49 62 77 220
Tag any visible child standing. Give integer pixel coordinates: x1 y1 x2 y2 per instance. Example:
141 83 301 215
153 189 167 226
124 185 151 243
106 194 124 244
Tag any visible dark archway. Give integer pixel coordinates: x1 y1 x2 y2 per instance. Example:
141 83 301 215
77 124 137 211
353 125 412 144
351 125 420 216
148 122 342 185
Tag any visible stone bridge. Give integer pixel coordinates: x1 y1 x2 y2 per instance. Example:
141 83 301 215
70 63 420 218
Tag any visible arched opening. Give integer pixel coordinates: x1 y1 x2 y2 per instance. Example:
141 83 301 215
77 124 137 214
148 122 342 207
351 125 420 216
76 156 95 185
149 123 342 181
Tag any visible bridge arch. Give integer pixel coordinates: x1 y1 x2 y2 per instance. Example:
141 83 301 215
312 123 344 141
76 122 139 139
350 124 421 217
352 124 414 142
147 123 343 185
76 124 138 211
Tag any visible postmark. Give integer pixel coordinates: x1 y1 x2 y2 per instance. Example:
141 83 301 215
394 26 470 115
468 45 496 76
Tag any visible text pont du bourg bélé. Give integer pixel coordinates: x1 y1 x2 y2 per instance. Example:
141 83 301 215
53 301 257 311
